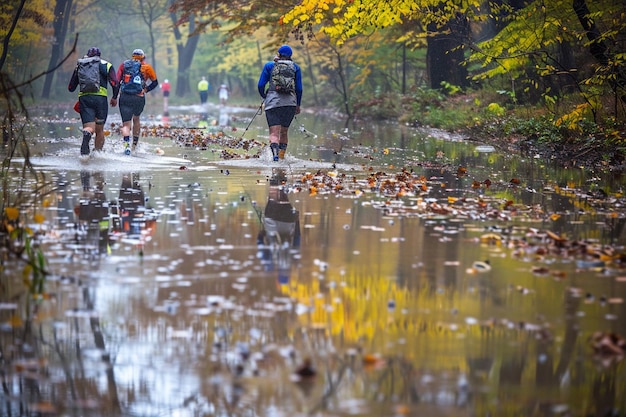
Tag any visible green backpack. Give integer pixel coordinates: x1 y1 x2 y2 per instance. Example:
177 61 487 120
271 60 296 94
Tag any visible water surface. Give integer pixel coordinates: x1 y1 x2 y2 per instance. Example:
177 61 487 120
2 102 625 416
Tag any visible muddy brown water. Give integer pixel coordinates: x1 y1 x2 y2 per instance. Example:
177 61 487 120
1 102 625 416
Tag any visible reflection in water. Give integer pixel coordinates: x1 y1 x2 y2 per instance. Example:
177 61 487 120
218 107 230 127
111 173 158 260
3 109 626 416
77 171 157 257
257 169 301 285
77 170 110 256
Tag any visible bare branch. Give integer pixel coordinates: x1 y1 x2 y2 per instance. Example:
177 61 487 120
7 34 79 92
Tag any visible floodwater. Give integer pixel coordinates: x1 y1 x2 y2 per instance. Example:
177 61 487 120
2 101 626 416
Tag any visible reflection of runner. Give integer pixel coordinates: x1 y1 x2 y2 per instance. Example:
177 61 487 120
218 107 229 127
117 173 147 236
76 171 110 255
161 79 170 115
218 83 229 105
257 169 300 284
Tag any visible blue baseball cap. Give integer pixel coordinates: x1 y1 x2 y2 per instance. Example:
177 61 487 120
277 45 292 57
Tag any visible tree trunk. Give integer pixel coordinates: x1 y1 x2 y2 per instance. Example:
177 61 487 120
42 0 74 98
573 0 625 102
170 10 200 98
572 0 608 65
426 12 470 90
303 45 319 106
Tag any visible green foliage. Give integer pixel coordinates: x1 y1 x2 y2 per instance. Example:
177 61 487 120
503 116 565 143
352 93 402 120
440 81 462 96
404 87 480 129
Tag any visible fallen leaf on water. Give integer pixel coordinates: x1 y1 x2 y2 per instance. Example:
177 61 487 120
362 353 385 367
590 332 625 356
531 266 550 275
294 358 317 379
480 233 502 244
29 402 57 413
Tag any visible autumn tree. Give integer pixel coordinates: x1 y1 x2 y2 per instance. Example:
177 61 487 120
1 0 54 83
41 0 74 98
169 7 200 97
468 0 626 126
168 0 297 97
281 0 479 92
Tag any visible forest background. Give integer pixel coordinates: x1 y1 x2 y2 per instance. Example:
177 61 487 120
1 0 625 170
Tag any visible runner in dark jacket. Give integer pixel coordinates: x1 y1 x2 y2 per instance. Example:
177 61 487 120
68 47 119 156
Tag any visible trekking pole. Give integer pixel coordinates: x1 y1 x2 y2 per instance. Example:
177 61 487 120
240 101 264 139
294 115 318 138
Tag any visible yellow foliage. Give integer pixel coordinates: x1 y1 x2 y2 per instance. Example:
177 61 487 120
0 0 53 66
555 103 590 131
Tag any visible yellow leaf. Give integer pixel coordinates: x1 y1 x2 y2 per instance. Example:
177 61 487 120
5 207 19 221
23 264 33 280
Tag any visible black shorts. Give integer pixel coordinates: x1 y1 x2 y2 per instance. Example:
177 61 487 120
265 106 297 128
163 91 170 97
119 93 146 122
79 94 108 124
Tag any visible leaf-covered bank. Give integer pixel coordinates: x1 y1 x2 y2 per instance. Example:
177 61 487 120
351 88 626 174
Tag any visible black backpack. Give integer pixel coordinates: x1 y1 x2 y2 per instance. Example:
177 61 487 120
77 56 101 93
271 60 296 94
121 59 144 94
